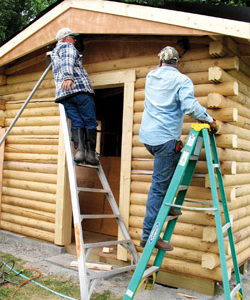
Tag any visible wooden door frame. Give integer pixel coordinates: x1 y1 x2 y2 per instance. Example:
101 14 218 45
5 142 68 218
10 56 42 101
55 69 136 262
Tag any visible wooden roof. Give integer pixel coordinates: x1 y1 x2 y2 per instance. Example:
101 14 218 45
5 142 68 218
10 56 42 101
0 0 249 67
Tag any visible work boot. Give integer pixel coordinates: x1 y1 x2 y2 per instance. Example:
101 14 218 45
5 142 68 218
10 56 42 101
169 207 182 216
71 128 85 164
85 129 99 166
140 238 173 251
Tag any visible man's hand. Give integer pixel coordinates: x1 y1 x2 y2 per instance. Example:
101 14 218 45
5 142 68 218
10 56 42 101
61 80 74 91
210 119 219 133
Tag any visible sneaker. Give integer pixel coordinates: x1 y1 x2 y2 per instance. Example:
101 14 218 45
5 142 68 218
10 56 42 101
169 207 182 216
140 238 173 251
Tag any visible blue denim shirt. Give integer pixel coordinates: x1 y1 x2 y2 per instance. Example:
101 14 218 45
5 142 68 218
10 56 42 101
139 66 213 146
51 42 94 102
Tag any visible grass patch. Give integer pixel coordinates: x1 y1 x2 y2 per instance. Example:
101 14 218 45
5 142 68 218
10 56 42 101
0 252 121 300
91 290 122 300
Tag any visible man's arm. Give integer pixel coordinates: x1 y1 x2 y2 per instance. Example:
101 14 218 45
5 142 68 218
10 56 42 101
178 77 213 123
60 43 76 90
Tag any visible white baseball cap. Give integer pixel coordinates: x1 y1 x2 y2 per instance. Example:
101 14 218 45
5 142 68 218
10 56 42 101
56 28 79 41
158 46 179 62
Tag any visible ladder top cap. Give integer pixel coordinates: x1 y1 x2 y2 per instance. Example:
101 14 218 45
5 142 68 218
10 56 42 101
191 123 210 132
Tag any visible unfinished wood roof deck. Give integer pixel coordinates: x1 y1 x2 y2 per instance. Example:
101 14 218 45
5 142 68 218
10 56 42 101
1 0 249 67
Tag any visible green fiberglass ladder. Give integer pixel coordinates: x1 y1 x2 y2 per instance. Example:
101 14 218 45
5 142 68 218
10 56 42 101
124 123 244 300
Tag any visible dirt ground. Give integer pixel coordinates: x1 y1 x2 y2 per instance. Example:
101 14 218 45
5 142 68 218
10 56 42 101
0 230 249 300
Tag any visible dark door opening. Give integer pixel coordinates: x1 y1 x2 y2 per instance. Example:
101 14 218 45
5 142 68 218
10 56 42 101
95 87 124 157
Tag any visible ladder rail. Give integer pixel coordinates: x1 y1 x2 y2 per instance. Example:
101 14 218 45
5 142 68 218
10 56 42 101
0 62 52 146
209 133 245 299
202 129 232 299
59 104 90 300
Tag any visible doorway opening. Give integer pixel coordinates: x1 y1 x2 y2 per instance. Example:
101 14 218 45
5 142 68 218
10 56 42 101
68 87 124 255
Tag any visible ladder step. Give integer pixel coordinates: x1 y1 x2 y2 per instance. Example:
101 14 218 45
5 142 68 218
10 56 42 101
190 155 199 160
77 187 110 193
142 266 160 280
230 283 241 298
165 203 217 211
166 215 179 221
213 163 220 168
88 265 137 280
222 222 231 233
83 239 131 249
81 214 120 220
76 163 99 169
184 199 214 206
177 185 188 191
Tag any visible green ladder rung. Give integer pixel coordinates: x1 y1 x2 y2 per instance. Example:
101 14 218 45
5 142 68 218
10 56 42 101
165 203 217 211
142 266 160 280
230 283 241 298
222 222 231 233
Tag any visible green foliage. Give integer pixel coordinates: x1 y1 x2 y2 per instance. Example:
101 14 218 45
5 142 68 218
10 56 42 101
0 0 57 44
123 0 248 6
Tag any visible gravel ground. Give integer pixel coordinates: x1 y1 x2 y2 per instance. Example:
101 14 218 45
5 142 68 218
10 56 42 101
0 230 249 300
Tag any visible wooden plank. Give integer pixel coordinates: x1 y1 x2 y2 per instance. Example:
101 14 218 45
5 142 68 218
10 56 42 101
54 121 72 246
0 129 6 226
118 80 135 261
90 69 136 88
156 269 215 296
72 0 248 38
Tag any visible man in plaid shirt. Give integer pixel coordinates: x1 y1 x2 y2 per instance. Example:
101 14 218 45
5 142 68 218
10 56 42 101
51 27 99 165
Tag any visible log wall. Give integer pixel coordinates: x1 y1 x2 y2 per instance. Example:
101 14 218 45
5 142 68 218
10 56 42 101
131 38 250 282
0 35 249 287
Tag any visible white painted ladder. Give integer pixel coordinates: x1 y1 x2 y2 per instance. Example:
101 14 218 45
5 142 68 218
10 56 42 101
59 104 138 300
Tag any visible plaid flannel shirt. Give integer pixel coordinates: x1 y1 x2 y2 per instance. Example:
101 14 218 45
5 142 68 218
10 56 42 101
51 41 94 102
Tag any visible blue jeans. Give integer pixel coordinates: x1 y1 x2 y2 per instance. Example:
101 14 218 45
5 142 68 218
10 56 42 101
142 140 181 241
62 93 98 131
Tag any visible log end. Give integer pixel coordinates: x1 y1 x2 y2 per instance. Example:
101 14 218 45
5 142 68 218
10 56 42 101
207 93 224 108
202 253 220 270
202 226 217 243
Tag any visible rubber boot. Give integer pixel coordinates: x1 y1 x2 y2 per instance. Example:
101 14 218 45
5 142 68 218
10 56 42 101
71 128 85 164
85 129 99 166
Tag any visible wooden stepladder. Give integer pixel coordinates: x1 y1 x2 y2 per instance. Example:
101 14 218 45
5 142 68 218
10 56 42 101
59 104 138 300
124 123 244 300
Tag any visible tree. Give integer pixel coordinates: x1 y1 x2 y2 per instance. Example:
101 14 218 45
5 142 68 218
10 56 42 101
0 0 57 44
123 0 249 6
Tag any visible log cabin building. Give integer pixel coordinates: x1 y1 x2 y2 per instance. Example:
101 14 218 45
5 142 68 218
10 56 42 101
0 0 249 295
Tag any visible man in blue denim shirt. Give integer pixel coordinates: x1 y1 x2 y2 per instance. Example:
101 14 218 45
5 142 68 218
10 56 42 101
51 28 99 165
139 46 216 251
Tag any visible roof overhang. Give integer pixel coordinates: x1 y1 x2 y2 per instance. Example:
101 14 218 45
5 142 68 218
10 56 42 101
0 0 249 67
